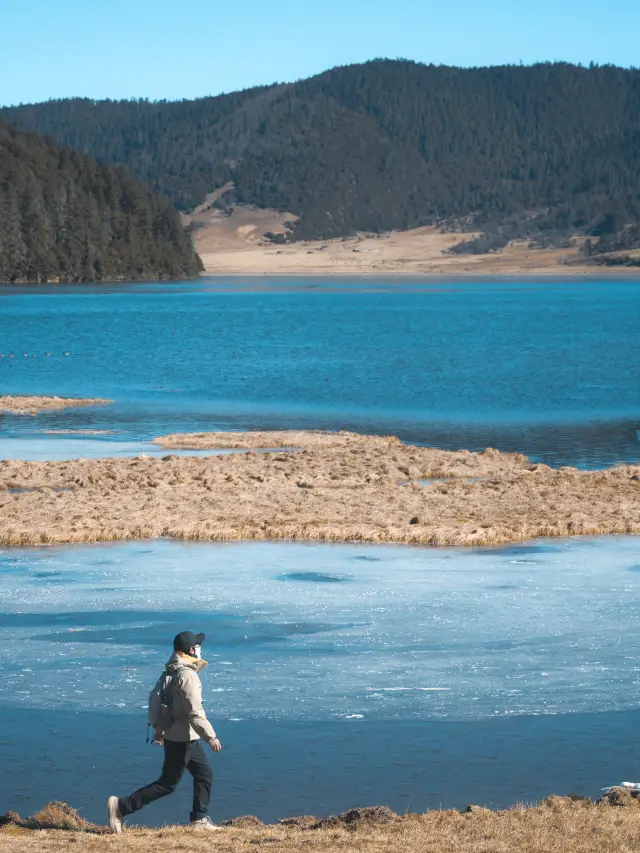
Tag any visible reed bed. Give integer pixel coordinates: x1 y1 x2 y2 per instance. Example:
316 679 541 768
0 395 112 415
0 431 637 547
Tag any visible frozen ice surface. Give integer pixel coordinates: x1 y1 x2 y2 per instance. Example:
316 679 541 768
0 436 252 461
0 537 639 721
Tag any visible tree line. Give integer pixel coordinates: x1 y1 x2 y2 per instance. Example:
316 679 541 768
0 118 201 283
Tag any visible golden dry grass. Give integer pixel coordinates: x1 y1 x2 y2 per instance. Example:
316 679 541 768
3 796 640 853
192 212 639 277
0 431 638 547
153 429 387 449
0 396 112 415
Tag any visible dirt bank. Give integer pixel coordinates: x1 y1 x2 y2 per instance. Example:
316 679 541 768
0 396 112 415
0 431 637 547
2 794 640 853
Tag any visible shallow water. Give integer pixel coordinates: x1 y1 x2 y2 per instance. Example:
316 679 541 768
1 277 639 468
6 708 640 825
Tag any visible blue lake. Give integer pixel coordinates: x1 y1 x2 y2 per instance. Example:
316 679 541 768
1 276 640 825
1 276 639 468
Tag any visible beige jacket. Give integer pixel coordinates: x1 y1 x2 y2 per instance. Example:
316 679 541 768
162 651 217 745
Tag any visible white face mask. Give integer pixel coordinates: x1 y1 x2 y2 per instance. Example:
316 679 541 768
193 645 202 660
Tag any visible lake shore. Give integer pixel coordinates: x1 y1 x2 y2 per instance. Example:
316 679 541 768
0 396 112 415
2 793 638 853
0 430 637 547
194 218 640 276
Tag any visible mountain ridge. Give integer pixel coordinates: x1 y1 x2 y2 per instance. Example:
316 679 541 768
4 60 640 249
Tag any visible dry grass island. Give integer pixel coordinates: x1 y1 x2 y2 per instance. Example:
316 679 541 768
0 430 638 547
3 791 640 853
0 396 112 415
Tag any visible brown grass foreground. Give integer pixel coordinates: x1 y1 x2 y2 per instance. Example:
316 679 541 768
3 794 640 853
0 396 112 415
0 430 638 547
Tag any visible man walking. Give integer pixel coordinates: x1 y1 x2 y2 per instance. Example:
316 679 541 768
108 631 222 832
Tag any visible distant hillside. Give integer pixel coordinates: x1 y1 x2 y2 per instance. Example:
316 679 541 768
0 118 201 283
4 61 640 249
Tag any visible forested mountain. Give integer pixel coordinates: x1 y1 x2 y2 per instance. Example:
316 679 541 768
4 60 640 246
0 118 201 282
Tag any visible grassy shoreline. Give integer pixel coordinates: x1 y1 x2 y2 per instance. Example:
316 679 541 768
3 793 640 853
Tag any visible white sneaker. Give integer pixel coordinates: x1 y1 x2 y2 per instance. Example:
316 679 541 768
190 816 221 830
107 796 123 834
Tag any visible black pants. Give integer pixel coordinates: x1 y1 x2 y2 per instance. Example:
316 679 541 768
119 739 212 822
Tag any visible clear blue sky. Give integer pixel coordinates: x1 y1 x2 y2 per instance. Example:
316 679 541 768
2 0 638 106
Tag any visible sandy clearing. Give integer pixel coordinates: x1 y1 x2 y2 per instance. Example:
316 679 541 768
189 202 297 255
194 213 638 276
0 431 637 547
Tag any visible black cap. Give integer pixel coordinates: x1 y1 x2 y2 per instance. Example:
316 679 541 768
173 631 205 653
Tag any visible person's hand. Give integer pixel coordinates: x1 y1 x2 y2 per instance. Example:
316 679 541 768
210 738 222 752
153 728 165 745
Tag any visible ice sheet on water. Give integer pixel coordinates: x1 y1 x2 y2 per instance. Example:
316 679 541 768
0 537 639 721
0 436 251 461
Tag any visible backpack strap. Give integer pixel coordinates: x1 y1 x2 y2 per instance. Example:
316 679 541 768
167 665 188 683
162 665 190 703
